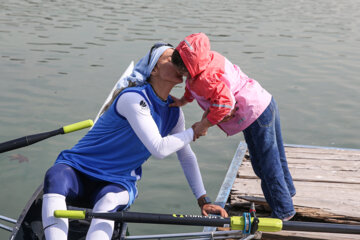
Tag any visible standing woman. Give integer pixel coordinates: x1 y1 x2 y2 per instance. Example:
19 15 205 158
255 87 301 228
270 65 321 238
171 33 296 221
42 43 227 240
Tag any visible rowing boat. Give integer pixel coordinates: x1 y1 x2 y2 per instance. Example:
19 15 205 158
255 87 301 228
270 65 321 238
7 62 135 240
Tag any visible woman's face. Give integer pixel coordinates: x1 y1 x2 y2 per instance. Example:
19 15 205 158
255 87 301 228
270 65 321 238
152 48 183 84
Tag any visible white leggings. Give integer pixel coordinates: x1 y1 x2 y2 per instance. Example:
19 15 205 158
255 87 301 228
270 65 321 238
42 191 129 240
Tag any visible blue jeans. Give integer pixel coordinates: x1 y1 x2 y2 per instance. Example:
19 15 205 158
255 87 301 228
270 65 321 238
243 97 296 219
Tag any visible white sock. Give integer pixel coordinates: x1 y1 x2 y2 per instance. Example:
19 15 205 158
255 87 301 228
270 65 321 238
86 191 129 240
42 193 68 240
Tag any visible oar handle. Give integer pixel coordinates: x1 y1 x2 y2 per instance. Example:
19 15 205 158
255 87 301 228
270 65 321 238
54 210 86 219
62 119 94 134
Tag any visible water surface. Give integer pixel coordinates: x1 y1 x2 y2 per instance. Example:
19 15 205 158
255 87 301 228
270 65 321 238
1 0 359 237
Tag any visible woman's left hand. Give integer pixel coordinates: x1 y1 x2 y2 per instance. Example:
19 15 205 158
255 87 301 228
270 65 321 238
191 121 208 141
191 117 213 141
201 204 229 218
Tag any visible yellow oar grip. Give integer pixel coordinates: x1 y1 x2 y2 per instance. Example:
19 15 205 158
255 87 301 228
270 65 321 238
63 119 94 134
231 216 283 232
54 210 86 219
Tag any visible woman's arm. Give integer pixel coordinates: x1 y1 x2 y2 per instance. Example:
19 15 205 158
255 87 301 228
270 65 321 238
170 110 228 217
116 92 193 159
170 109 206 199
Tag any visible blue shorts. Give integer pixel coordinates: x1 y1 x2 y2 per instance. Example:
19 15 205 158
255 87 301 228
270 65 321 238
43 163 127 209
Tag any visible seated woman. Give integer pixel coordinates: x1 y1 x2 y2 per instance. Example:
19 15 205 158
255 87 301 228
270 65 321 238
42 43 227 240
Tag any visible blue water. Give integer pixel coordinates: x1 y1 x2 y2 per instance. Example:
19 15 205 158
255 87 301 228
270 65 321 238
1 0 359 238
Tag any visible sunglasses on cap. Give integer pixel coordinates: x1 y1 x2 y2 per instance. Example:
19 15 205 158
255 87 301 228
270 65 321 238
147 42 173 65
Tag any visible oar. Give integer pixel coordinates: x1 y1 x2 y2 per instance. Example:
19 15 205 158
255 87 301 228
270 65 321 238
55 210 282 232
54 210 360 235
0 119 93 154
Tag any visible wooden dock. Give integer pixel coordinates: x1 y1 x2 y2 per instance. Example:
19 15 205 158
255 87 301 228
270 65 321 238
228 144 360 240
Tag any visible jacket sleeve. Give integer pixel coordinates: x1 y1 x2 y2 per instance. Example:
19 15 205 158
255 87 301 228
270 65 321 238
196 76 234 125
184 85 195 102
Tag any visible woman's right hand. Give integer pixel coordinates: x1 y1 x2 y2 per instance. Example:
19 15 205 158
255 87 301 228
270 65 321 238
201 204 229 218
169 96 188 107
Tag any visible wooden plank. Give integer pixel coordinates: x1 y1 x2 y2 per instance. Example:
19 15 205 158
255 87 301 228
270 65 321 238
236 157 360 182
237 163 360 184
286 152 360 161
285 145 360 155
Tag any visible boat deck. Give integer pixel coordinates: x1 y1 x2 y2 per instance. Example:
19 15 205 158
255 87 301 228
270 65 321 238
229 144 360 240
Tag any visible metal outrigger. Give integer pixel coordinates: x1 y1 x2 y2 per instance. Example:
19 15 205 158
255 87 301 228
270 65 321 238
123 230 259 240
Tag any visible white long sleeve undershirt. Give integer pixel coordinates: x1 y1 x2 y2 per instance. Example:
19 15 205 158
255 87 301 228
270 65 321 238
116 92 206 199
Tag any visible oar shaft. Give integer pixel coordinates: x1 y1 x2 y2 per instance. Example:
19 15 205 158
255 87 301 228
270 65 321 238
0 119 93 154
283 221 360 234
0 129 62 153
54 210 282 232
90 211 231 227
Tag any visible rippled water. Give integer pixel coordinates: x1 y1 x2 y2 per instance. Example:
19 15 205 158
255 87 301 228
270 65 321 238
1 0 359 238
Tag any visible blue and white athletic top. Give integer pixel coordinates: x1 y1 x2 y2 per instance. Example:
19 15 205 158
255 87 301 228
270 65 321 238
55 83 205 206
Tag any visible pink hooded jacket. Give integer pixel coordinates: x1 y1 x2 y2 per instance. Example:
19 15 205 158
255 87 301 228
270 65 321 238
176 33 272 136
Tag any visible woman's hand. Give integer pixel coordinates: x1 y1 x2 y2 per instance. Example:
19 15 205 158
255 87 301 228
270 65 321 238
169 95 188 107
191 118 213 141
201 204 228 218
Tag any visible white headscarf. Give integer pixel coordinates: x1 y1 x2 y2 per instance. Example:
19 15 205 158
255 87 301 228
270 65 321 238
117 43 173 89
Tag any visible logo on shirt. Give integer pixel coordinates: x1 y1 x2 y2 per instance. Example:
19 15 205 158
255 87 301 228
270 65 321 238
139 100 147 109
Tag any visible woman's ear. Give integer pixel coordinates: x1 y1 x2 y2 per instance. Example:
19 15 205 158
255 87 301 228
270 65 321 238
149 65 158 81
151 64 159 74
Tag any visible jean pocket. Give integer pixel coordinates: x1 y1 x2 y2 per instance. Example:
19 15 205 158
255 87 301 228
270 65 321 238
256 102 275 127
